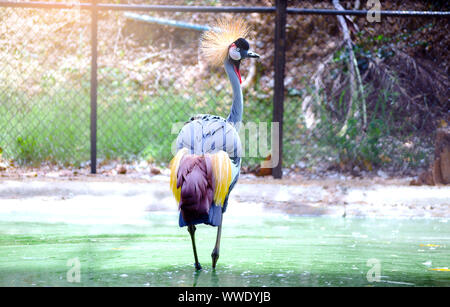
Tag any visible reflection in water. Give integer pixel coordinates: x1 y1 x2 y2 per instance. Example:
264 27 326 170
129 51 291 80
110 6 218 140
193 270 201 287
210 270 219 287
191 270 220 287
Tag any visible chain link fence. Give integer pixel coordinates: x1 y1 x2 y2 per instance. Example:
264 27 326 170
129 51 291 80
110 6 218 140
0 6 91 166
1 1 448 174
0 4 273 169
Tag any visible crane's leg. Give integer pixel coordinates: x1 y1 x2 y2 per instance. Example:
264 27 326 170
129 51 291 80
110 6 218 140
211 215 223 269
188 225 202 270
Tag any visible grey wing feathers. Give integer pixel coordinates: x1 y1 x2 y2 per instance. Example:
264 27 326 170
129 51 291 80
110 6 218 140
176 114 242 160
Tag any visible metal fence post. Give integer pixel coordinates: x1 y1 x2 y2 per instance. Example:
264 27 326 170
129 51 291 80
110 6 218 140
90 0 98 174
272 0 287 179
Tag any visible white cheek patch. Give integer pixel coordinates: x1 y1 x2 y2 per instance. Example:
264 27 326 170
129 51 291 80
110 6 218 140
229 46 241 61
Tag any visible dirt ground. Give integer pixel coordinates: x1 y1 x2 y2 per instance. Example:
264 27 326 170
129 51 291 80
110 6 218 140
1 165 448 219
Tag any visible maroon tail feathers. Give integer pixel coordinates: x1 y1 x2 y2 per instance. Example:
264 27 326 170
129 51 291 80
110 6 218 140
177 155 214 223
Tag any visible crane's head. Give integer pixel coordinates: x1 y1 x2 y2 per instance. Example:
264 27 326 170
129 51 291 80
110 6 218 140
228 37 259 83
201 17 259 81
228 38 259 61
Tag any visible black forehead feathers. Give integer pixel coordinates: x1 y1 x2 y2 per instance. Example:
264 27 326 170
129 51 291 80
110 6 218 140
234 38 249 50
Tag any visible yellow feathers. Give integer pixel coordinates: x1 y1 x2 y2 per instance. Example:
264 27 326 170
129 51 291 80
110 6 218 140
200 16 250 67
169 149 232 207
169 147 188 204
209 150 232 206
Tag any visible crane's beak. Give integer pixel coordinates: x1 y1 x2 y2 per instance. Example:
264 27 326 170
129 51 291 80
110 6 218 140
246 50 260 58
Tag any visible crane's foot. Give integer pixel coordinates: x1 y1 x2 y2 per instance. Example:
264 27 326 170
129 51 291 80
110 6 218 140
194 262 202 271
211 248 220 269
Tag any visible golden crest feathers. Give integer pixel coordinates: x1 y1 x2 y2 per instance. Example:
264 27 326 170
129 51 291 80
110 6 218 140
200 17 250 67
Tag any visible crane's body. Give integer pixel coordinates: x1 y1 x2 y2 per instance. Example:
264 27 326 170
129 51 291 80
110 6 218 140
169 17 259 270
174 114 241 227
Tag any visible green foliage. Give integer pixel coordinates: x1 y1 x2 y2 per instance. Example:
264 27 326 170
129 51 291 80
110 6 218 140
314 98 386 170
355 23 434 62
16 136 38 165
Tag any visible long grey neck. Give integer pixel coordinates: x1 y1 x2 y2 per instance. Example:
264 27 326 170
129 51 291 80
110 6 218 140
224 57 243 130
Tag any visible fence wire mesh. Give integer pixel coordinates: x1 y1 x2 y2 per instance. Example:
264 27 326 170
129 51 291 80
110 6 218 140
95 9 273 168
0 7 91 166
0 5 274 169
1 2 448 175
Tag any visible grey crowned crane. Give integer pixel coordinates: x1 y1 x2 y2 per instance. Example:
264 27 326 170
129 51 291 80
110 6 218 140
170 17 259 270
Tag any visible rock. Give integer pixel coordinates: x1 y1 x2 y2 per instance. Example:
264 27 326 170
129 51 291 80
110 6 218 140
434 127 450 184
410 127 450 185
138 161 148 169
150 167 161 175
410 170 434 186
116 165 127 175
297 161 306 169
377 170 388 179
23 171 38 177
433 159 443 184
254 155 273 177
46 172 59 178
440 147 450 183
59 170 73 177
0 163 7 171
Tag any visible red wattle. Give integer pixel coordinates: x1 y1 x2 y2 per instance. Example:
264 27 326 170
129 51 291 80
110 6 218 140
233 65 242 84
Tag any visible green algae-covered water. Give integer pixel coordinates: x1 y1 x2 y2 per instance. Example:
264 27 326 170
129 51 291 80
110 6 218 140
0 210 448 287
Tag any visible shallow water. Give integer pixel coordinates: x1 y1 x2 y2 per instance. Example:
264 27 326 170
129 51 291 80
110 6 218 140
0 208 448 287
